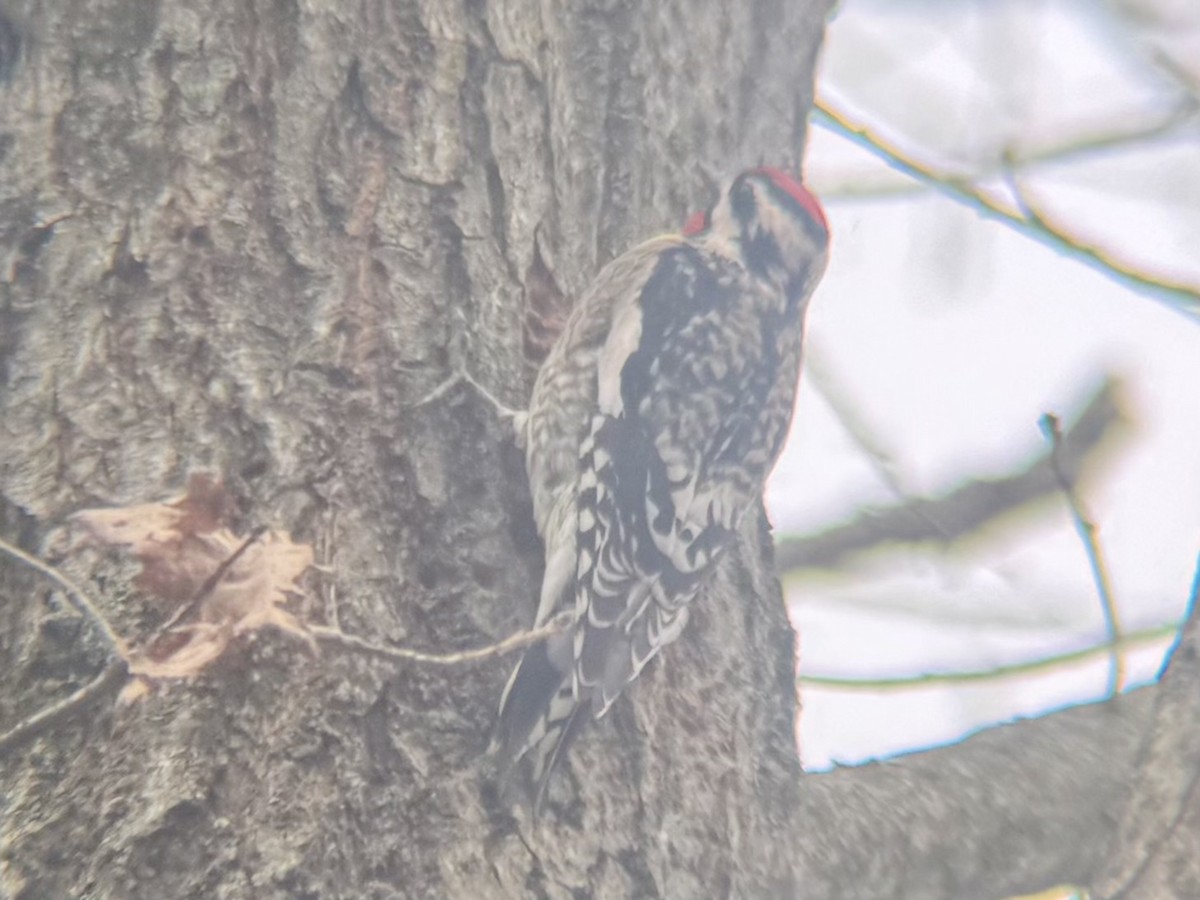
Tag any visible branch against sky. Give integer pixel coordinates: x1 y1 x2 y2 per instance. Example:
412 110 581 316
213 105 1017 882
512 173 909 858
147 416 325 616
800 620 1176 693
1042 413 1126 696
812 98 1200 322
776 374 1126 574
792 559 1199 900
815 98 1200 200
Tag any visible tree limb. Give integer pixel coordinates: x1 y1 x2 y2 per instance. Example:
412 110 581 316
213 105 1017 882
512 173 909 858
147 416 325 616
813 98 1200 321
800 620 1176 692
1093 556 1200 899
790 556 1200 900
817 99 1199 201
777 374 1125 572
794 687 1155 899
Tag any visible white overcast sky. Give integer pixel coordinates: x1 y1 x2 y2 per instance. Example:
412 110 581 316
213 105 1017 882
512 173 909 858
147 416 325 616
768 0 1200 770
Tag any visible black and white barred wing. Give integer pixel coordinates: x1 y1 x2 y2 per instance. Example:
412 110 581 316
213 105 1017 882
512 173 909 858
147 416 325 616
494 240 802 807
573 243 797 714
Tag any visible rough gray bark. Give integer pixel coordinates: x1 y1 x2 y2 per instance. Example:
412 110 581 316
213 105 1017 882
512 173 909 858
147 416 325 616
1 1 829 897
2 1 1198 898
1094 582 1200 900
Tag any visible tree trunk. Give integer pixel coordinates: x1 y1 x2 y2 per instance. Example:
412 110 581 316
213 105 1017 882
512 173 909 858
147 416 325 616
5 2 1199 898
0 1 831 896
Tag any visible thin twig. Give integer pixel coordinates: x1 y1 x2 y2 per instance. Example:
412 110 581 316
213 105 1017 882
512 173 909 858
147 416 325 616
409 371 471 409
813 97 1200 321
0 535 124 656
0 538 129 755
804 345 906 498
803 345 950 541
817 100 1199 201
150 526 268 642
800 621 1177 693
1041 413 1126 696
408 370 526 426
0 661 126 756
776 375 1124 572
1148 46 1200 105
311 611 573 666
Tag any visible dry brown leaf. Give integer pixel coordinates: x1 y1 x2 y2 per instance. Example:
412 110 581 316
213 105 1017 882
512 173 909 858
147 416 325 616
73 474 316 692
73 472 240 604
130 623 233 678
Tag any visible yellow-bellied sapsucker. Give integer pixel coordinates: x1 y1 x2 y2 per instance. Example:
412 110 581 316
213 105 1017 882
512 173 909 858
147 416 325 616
494 168 829 809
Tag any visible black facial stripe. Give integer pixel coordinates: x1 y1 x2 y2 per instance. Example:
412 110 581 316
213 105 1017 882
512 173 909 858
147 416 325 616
729 175 757 226
743 229 783 278
785 261 813 305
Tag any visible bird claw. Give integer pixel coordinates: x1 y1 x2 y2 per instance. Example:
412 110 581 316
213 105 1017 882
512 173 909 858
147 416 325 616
409 371 527 446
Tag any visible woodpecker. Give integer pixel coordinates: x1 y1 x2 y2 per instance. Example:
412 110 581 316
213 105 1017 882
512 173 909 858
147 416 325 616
494 168 829 810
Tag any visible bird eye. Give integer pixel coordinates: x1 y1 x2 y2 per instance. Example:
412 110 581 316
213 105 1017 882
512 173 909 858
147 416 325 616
730 178 757 222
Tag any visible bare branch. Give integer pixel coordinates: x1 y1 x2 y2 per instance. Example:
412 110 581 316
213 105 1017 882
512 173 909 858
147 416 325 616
1150 49 1200 105
776 374 1125 572
794 687 1157 899
0 531 570 756
800 621 1175 692
311 610 573 666
1042 414 1126 696
804 345 909 502
818 100 1199 201
0 662 125 757
813 98 1200 321
803 346 952 543
792 557 1200 899
0 535 124 658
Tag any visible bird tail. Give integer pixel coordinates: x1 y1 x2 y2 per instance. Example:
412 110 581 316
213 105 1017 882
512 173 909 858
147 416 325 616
492 632 590 814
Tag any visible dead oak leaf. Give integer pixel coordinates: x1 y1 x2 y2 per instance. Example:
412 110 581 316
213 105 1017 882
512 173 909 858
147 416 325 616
72 473 237 604
73 475 316 687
